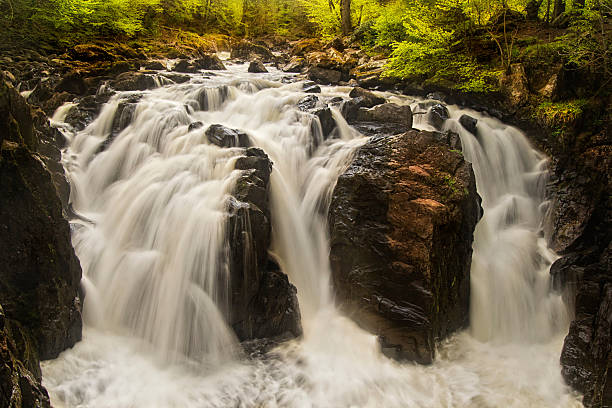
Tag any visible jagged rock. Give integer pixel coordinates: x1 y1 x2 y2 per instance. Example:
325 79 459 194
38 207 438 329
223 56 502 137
560 244 612 408
144 61 166 70
429 104 449 129
205 124 250 148
64 95 100 131
348 87 385 108
302 81 321 94
297 95 319 111
458 114 478 135
296 95 335 140
329 130 480 364
311 107 335 140
229 148 301 341
230 41 275 63
0 305 51 408
248 61 268 73
194 55 226 71
308 66 342 85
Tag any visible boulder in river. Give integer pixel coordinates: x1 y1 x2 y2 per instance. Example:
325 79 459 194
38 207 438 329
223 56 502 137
248 61 268 73
329 130 481 364
229 148 301 341
194 55 226 71
458 114 478 135
428 104 449 129
206 124 250 148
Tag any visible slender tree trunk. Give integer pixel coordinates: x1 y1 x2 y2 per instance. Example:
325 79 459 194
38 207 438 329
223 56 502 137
545 0 551 23
526 0 542 20
553 0 565 20
340 0 351 36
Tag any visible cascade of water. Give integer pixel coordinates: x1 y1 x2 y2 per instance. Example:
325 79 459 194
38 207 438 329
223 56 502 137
42 62 581 408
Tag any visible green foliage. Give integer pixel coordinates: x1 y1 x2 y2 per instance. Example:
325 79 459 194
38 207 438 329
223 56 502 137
300 0 380 38
536 99 588 125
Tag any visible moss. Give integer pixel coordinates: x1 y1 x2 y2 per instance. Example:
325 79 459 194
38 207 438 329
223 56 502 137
535 99 588 127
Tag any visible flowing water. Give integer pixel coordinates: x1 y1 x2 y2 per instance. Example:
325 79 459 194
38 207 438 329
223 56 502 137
42 59 582 407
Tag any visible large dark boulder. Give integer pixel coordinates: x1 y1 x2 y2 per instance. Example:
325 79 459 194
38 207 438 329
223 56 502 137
329 130 480 364
356 103 413 128
248 61 268 73
194 55 226 71
111 72 158 91
458 114 478 135
308 66 342 85
206 124 250 148
228 148 301 341
428 104 449 129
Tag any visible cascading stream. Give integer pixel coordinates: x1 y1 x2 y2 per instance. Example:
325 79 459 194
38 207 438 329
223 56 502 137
42 61 582 407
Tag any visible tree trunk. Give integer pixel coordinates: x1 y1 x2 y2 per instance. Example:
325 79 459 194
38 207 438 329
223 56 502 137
340 0 351 36
526 0 542 20
553 0 565 20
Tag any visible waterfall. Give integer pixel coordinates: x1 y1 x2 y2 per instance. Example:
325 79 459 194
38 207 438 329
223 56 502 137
42 62 582 407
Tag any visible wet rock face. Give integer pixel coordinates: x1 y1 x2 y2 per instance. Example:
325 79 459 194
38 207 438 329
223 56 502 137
559 244 612 408
329 130 480 364
229 148 302 341
0 145 83 361
0 78 82 407
0 306 50 408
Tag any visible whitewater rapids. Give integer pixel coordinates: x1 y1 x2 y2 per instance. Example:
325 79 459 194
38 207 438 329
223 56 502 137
42 59 582 408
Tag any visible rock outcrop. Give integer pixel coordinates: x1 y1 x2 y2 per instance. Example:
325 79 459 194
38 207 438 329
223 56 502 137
545 128 612 407
329 130 480 364
229 148 301 342
0 78 82 406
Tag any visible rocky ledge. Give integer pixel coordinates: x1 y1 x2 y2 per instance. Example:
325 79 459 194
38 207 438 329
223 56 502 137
329 129 480 364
